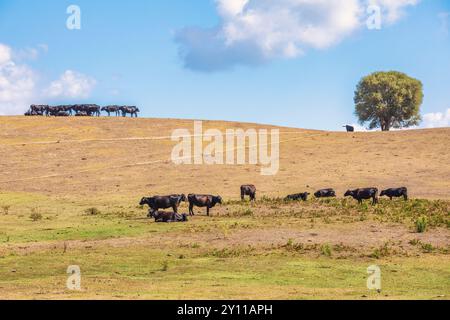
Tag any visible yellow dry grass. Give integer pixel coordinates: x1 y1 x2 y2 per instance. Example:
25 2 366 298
0 116 449 199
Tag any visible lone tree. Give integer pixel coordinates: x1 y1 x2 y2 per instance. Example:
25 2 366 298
354 71 423 131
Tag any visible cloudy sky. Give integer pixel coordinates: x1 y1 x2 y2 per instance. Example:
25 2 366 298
0 0 449 130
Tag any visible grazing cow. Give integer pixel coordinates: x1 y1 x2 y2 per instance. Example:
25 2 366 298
241 185 256 201
139 194 187 216
56 105 74 115
101 105 121 117
30 105 47 115
188 194 222 216
314 189 336 198
344 188 379 205
86 104 101 117
380 187 408 201
150 211 188 223
120 106 140 118
71 104 100 117
45 106 64 116
24 110 40 116
72 105 85 115
343 125 355 132
285 192 310 201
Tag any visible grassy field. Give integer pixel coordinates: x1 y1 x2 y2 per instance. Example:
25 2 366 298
0 117 449 300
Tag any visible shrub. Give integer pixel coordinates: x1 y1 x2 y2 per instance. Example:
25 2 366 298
161 260 169 272
415 216 428 233
421 243 434 253
2 205 11 215
30 208 43 222
321 244 332 257
85 207 101 216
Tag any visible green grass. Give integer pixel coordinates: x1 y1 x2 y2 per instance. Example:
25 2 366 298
0 246 448 300
0 192 449 299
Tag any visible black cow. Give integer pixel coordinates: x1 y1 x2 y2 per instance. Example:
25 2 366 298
314 189 336 198
30 105 47 115
380 187 408 201
71 104 100 116
285 192 310 201
188 194 222 216
24 110 40 116
45 106 64 116
120 106 140 118
139 194 187 217
343 125 355 132
345 188 379 205
151 211 188 223
241 185 256 201
57 105 74 115
72 105 85 115
101 106 121 117
86 104 101 117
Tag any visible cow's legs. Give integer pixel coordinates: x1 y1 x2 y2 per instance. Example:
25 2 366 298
189 203 194 216
206 206 210 216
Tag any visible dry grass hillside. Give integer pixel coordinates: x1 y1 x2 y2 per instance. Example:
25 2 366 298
0 116 449 300
0 116 449 199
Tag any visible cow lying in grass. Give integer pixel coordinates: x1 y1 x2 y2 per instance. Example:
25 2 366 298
150 211 188 223
344 188 379 205
314 189 336 198
285 192 310 201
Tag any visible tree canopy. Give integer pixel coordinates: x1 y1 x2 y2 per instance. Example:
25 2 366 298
354 71 423 131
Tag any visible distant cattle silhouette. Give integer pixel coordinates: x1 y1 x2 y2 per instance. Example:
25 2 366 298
343 125 355 132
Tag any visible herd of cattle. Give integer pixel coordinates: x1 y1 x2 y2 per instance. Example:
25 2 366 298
24 105 140 117
139 185 408 223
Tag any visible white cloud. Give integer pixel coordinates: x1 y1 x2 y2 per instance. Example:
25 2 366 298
0 44 37 115
422 109 450 128
368 0 419 23
13 44 49 61
45 70 97 99
0 43 97 115
0 44 12 65
176 0 420 71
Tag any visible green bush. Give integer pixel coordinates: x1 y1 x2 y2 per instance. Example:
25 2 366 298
321 244 332 257
415 216 428 233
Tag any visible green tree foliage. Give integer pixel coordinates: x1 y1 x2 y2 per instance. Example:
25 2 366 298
354 71 423 131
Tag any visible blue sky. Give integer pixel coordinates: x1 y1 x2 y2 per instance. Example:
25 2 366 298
0 0 449 130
